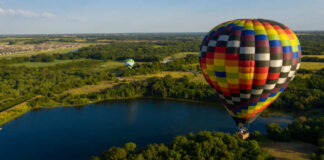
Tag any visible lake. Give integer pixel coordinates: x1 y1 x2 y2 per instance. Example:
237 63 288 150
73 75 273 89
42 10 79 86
0 99 293 160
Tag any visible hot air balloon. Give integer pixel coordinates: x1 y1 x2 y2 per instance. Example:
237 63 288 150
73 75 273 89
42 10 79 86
199 19 301 139
125 58 135 69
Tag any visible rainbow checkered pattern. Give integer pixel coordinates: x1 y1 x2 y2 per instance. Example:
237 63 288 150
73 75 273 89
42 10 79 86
199 19 301 123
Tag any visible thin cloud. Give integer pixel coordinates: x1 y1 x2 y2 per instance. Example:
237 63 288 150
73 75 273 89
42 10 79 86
0 8 56 18
42 12 56 18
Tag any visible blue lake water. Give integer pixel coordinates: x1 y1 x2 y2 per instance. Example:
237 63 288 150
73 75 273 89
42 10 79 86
0 99 293 160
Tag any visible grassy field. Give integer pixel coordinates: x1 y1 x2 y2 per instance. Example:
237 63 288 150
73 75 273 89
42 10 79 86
100 60 125 69
0 47 80 59
162 52 197 63
260 140 316 160
0 43 92 59
65 80 118 95
10 59 124 69
65 71 196 95
0 102 31 126
300 62 324 70
10 59 86 67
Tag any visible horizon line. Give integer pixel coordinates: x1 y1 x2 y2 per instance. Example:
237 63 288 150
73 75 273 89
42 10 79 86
1 30 324 36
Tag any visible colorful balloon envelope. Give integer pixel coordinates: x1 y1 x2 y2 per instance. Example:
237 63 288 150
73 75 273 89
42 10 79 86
199 19 301 126
124 58 135 69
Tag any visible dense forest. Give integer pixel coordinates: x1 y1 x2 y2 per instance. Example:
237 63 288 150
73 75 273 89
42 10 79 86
92 131 272 160
0 60 112 111
26 69 324 117
271 68 324 114
298 34 324 55
71 41 199 61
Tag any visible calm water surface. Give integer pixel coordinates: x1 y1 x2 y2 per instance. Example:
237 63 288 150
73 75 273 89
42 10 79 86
0 99 293 160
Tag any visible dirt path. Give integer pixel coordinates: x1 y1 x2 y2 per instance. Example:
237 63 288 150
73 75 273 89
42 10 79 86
261 140 316 160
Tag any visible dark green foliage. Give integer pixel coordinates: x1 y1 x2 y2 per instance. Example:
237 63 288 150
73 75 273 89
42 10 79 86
267 117 324 144
298 69 313 74
29 54 55 62
299 34 324 55
272 69 324 113
288 117 324 144
101 147 127 160
302 57 324 62
8 40 17 45
124 142 137 152
266 117 324 159
63 41 199 62
94 131 272 160
0 60 112 111
23 39 49 44
82 76 217 103
266 123 291 141
249 131 262 141
312 137 324 160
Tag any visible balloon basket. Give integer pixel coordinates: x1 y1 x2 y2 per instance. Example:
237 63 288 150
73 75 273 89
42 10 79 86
238 131 249 140
237 126 249 140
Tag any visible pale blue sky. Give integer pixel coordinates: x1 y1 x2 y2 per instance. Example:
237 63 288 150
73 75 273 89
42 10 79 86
0 0 323 34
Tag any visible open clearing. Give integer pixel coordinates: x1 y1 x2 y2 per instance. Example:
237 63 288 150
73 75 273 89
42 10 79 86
162 52 197 63
10 59 86 67
65 71 196 95
100 61 125 69
0 47 83 59
124 71 195 80
260 140 316 160
300 62 324 70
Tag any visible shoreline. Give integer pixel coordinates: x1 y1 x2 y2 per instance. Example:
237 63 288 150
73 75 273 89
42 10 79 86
0 95 292 127
0 102 31 127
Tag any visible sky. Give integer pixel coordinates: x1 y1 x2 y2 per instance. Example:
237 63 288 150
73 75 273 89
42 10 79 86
0 0 323 34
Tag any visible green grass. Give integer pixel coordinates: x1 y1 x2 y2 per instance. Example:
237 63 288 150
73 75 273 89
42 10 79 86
65 71 198 95
172 52 198 59
100 61 125 69
300 62 324 70
0 47 77 59
162 52 198 63
0 102 31 127
10 59 86 67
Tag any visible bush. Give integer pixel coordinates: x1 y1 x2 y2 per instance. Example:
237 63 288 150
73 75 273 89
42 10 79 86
250 131 262 141
101 147 127 160
266 123 291 141
124 142 136 152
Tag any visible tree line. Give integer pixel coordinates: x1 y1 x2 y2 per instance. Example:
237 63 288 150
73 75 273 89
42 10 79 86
92 131 272 160
0 41 200 65
299 34 324 55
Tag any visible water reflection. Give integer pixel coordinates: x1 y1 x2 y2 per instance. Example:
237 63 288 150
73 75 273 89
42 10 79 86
0 99 293 160
126 100 139 124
